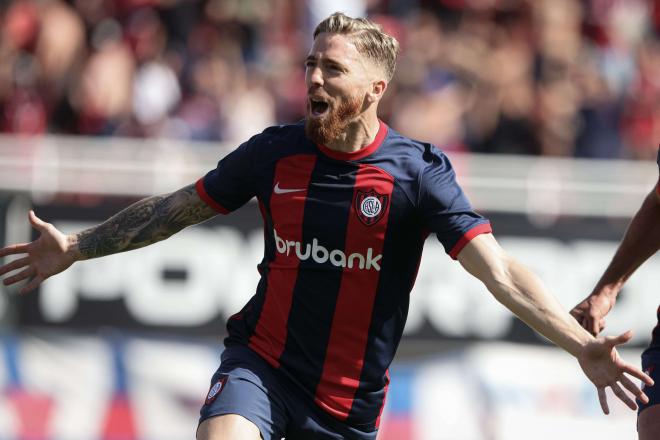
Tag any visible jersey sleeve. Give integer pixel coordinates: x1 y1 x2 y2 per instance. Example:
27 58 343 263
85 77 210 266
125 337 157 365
195 135 259 214
418 148 491 259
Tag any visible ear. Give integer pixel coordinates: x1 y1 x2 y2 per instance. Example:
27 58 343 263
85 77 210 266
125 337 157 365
366 79 387 105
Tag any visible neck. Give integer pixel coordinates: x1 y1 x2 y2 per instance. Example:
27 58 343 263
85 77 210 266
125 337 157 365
324 113 381 153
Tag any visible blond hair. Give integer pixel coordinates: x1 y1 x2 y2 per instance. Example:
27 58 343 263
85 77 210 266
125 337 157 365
313 12 400 81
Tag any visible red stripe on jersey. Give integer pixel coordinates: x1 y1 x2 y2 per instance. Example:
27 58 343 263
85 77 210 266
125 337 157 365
195 178 230 214
248 155 316 368
448 222 492 260
314 165 394 420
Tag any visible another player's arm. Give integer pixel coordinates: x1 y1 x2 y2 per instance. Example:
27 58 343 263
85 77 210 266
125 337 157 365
0 183 217 293
456 233 654 414
571 187 660 335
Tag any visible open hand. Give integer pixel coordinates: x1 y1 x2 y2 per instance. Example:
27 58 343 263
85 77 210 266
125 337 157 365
577 330 654 414
0 211 76 294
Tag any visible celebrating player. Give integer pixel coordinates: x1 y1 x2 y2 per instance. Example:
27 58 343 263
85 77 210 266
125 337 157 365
571 147 660 440
0 13 654 440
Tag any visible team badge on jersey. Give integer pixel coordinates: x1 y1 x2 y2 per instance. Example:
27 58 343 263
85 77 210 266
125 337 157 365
205 375 228 404
355 190 388 226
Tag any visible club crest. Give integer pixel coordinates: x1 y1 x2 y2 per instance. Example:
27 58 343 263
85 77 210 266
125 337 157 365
205 375 228 404
355 189 388 226
642 365 655 390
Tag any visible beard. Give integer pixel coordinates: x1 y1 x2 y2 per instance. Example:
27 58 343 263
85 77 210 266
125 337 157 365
305 94 363 145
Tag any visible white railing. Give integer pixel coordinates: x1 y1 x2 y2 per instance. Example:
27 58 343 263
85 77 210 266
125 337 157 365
0 135 656 217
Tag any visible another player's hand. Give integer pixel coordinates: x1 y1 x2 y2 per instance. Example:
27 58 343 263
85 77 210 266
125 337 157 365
0 210 76 294
577 330 653 414
570 292 616 336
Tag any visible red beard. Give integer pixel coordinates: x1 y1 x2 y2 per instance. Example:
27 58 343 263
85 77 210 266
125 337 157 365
305 94 363 145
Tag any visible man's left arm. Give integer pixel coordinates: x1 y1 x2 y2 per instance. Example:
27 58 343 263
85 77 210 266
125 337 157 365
456 233 654 414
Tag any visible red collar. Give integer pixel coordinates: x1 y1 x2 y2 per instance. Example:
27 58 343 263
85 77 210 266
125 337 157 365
316 120 388 161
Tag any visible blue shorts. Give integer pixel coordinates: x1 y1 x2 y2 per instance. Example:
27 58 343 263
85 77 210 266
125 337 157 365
198 345 379 440
638 348 660 415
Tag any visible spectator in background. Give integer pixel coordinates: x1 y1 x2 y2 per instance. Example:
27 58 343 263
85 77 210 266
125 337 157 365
77 18 135 135
620 37 660 160
0 0 659 161
390 12 472 152
1 0 47 135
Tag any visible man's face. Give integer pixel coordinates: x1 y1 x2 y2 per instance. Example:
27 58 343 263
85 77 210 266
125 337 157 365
304 32 379 145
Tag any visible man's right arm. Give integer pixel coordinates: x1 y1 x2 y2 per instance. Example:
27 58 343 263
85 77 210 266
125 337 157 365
0 183 218 293
75 183 217 260
571 187 660 335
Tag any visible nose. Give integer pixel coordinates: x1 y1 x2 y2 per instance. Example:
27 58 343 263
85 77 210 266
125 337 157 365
307 65 323 87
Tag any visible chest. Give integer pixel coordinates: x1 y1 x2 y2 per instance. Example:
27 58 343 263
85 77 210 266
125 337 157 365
260 155 407 245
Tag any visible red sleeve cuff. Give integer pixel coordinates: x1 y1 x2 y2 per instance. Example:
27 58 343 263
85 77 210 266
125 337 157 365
449 222 493 260
195 178 230 214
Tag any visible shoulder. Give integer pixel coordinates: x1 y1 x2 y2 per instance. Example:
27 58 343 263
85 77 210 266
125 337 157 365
235 122 309 162
378 126 448 171
247 122 306 146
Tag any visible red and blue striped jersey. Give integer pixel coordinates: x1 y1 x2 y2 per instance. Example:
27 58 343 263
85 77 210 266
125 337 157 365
196 121 491 430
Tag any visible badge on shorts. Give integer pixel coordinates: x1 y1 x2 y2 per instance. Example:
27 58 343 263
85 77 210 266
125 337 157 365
205 375 228 404
355 189 388 226
642 365 655 391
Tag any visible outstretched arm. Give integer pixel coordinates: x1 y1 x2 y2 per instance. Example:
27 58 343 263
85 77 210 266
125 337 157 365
457 233 654 414
0 183 217 293
571 188 660 335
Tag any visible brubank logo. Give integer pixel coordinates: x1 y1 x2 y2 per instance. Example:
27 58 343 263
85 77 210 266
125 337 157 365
273 229 382 271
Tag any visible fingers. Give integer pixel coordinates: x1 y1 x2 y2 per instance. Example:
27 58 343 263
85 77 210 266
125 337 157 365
597 377 650 415
28 210 49 233
1 211 46 258
620 375 649 405
622 362 655 387
0 243 30 258
20 275 43 295
611 383 638 411
598 387 609 415
571 307 603 336
569 307 581 321
3 267 34 286
0 256 30 276
608 330 633 347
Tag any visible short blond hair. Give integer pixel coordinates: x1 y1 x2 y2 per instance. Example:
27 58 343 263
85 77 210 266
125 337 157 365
313 12 400 81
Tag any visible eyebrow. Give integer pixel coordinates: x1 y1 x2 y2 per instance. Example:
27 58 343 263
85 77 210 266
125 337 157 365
305 55 348 69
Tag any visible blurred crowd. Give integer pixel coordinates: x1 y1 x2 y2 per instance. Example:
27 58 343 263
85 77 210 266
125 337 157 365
1 0 659 159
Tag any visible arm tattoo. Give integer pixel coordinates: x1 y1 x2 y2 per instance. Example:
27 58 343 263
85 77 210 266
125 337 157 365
76 184 217 259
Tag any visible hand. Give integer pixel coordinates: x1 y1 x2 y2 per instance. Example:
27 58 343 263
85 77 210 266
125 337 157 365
570 292 616 336
577 330 654 414
0 211 76 294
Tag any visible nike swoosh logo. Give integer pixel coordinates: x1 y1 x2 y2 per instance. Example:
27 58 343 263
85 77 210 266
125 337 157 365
274 182 306 194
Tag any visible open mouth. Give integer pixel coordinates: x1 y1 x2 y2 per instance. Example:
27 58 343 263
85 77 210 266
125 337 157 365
309 98 329 117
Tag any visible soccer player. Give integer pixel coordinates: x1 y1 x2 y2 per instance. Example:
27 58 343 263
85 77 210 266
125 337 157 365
571 148 660 440
0 13 654 440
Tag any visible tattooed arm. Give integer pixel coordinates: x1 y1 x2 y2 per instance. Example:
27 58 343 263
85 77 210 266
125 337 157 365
0 183 217 293
76 183 217 259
